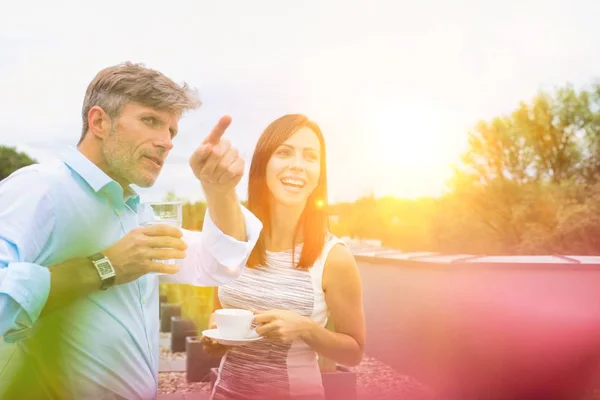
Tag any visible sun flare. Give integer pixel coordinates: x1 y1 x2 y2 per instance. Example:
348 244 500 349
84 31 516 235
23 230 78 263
366 104 463 198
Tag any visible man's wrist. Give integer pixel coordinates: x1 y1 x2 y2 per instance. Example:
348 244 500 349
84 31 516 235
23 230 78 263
87 253 116 290
203 187 238 203
85 259 104 290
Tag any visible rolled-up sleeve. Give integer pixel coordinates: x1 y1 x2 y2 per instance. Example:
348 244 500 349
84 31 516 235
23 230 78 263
0 263 51 343
0 169 54 343
160 206 262 286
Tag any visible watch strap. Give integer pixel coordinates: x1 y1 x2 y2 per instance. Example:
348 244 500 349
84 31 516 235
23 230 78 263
89 252 105 262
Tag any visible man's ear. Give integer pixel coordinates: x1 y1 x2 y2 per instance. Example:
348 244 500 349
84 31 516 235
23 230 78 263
88 106 112 139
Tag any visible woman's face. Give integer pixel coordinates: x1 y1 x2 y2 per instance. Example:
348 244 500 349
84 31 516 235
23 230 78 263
266 126 321 208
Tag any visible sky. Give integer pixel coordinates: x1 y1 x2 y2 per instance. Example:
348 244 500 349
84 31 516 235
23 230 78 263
1 0 599 203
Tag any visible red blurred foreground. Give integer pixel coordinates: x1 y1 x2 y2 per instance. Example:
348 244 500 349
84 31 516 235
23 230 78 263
357 255 600 400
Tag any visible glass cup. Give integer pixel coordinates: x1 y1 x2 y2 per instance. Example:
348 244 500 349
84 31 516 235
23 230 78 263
137 201 183 266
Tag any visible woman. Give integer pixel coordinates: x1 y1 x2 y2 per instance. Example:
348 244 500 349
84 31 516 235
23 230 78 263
201 114 366 400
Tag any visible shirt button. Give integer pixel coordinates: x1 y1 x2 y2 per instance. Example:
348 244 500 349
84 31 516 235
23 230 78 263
142 297 147 304
149 343 153 351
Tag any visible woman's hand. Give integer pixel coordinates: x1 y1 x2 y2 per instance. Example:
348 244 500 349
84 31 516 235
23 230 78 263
199 322 232 358
254 309 314 343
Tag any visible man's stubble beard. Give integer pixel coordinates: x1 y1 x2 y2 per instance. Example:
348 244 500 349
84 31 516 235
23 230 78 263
102 126 157 189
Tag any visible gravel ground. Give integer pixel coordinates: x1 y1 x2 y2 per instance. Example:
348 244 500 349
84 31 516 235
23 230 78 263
158 333 432 399
159 333 600 400
158 372 210 394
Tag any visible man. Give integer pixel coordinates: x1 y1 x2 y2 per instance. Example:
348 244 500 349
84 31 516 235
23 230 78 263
0 62 261 399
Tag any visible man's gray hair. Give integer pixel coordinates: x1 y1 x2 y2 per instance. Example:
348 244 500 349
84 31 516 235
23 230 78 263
79 62 201 142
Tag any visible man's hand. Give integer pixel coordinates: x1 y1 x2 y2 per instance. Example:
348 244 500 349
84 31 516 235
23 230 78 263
189 115 244 195
103 224 187 285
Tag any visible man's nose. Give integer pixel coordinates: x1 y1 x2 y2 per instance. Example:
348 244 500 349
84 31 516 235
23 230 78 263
156 131 174 151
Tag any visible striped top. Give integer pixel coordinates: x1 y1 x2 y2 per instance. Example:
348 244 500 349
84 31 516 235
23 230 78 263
210 235 345 400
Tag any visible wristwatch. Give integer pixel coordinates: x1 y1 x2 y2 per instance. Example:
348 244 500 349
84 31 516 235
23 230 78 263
88 252 116 290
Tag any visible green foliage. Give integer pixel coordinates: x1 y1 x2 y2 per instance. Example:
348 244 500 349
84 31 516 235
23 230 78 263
163 191 185 202
0 146 37 181
330 82 600 255
445 82 600 254
182 201 207 231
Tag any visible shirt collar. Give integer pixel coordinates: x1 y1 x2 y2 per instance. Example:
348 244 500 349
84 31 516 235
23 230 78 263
60 146 140 209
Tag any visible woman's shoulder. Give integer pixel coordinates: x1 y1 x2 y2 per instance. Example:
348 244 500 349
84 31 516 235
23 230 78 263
322 234 355 267
323 232 345 247
321 235 359 290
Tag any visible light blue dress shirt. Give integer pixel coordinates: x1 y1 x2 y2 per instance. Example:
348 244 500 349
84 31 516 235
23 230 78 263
0 146 261 399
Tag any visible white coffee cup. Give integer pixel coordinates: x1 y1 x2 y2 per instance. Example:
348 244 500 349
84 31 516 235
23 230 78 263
213 309 254 339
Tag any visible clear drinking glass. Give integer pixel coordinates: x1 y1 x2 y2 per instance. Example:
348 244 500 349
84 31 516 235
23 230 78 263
137 201 183 265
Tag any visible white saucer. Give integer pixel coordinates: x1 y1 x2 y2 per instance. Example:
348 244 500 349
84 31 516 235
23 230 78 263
202 329 263 346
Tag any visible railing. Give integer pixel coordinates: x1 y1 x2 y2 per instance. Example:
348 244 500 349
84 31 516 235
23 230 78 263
350 245 600 269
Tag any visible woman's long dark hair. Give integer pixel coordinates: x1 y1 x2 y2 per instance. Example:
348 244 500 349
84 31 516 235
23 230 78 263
247 114 329 270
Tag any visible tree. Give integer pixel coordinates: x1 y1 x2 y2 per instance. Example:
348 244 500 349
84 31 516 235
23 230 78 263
513 86 588 184
445 82 600 254
460 116 537 185
163 190 185 202
182 201 207 231
580 83 600 184
0 146 37 181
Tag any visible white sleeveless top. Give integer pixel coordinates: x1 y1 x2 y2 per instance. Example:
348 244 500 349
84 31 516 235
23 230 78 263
210 235 345 400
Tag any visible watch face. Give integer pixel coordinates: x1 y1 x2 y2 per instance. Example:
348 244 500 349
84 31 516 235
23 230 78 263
96 261 115 277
